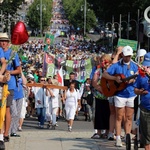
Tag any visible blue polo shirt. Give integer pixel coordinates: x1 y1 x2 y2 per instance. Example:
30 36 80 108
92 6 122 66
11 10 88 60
3 48 20 90
135 75 150 110
106 60 138 98
0 48 4 59
14 78 24 100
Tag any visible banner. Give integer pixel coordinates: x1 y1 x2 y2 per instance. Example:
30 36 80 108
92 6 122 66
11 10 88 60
117 38 138 51
47 63 55 78
65 60 74 79
45 53 93 82
44 33 55 51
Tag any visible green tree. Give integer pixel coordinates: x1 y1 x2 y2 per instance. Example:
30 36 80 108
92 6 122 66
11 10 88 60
0 0 24 18
87 0 150 23
26 0 53 33
63 0 97 32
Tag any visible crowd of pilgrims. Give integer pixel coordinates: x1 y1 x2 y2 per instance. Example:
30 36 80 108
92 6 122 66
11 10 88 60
0 33 149 150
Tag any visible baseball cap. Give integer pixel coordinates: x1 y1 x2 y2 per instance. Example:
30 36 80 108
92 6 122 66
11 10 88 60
142 52 150 67
135 49 147 62
27 73 34 79
122 46 133 56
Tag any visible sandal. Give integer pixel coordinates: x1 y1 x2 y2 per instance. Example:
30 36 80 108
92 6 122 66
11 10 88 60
91 133 100 139
4 136 9 142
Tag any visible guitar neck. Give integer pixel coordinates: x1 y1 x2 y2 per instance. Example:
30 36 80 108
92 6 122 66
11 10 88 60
122 74 138 82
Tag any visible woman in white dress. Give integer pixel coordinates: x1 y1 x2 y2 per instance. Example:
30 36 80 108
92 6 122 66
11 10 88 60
64 82 81 132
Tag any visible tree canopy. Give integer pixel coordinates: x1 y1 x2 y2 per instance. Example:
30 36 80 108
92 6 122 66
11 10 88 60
26 0 53 32
0 0 23 16
63 0 97 32
87 0 150 23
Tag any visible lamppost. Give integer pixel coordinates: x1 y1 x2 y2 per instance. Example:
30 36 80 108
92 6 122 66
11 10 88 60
81 0 87 37
105 22 115 52
81 0 92 37
37 0 46 37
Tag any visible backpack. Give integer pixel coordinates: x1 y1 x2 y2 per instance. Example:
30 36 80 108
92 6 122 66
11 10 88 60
84 92 93 106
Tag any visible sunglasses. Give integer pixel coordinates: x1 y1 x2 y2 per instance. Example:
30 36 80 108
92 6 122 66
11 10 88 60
40 79 45 81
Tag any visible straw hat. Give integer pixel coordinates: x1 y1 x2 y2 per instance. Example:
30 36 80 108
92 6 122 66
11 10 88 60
0 33 10 41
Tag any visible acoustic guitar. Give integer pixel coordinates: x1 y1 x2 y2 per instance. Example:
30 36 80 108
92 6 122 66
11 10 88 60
101 74 138 97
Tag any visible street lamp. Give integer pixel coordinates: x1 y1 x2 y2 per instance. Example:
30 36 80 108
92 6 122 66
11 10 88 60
80 0 87 37
105 21 115 53
37 0 46 37
81 0 91 37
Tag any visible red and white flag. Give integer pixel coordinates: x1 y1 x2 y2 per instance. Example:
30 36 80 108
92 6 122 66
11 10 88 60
57 67 64 86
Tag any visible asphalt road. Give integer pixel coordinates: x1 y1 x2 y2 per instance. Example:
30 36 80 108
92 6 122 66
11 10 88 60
22 111 94 132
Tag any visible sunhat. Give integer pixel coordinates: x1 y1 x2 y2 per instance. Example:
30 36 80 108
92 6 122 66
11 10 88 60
0 33 10 41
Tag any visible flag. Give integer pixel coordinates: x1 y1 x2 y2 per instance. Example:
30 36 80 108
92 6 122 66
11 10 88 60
45 53 55 64
42 52 48 77
44 33 54 45
57 67 64 86
54 30 61 38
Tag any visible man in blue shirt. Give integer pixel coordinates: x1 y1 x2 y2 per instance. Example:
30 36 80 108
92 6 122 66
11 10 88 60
102 46 138 147
0 33 21 146
0 33 8 150
134 52 150 150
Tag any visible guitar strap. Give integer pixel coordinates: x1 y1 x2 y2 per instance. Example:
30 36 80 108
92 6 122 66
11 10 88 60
121 59 130 70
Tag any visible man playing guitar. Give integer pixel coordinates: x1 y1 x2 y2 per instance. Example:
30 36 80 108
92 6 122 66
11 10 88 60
102 46 138 147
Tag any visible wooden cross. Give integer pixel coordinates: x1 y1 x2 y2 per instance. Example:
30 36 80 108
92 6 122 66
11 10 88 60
26 83 68 90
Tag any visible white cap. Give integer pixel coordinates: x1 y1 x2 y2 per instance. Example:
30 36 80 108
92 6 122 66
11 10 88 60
135 49 147 62
27 74 34 79
137 49 147 57
122 46 133 56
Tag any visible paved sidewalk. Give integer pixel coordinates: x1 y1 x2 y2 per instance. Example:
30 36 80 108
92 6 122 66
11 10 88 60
4 112 145 150
5 130 100 150
5 130 145 150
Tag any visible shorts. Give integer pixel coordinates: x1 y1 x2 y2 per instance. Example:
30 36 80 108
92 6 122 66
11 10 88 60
6 90 14 107
114 96 136 108
140 106 150 145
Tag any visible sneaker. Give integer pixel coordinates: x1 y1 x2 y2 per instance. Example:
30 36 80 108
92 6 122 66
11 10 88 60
0 141 5 150
107 133 114 141
115 139 122 147
55 122 59 127
10 133 20 137
68 126 72 132
18 127 22 131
